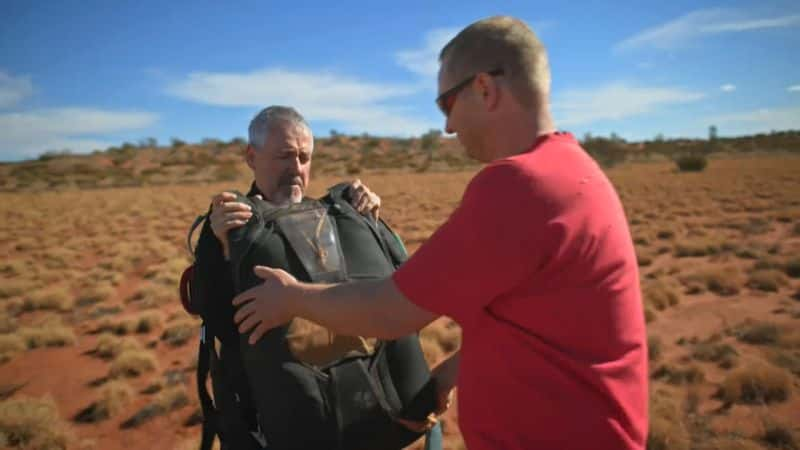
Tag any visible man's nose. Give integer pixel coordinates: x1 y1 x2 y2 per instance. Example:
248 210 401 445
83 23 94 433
289 156 302 173
444 117 454 135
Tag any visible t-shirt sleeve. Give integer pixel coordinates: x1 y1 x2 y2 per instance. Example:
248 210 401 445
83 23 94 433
393 161 555 324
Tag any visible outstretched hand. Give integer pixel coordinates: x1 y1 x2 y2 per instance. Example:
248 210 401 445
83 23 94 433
232 265 300 344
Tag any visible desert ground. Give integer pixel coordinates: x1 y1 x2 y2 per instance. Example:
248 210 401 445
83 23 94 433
1 154 800 449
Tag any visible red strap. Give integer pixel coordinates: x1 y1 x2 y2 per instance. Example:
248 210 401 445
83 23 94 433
179 265 197 315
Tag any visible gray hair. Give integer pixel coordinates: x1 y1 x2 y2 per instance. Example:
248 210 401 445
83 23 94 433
248 106 312 150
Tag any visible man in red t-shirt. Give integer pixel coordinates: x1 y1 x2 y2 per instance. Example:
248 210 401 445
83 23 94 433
232 16 648 450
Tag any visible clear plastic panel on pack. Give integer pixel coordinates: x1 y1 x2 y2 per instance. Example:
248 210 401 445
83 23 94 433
276 206 346 283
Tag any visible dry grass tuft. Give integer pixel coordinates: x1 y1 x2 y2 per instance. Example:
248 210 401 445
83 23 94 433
0 395 73 449
19 325 77 349
747 269 789 292
93 334 142 359
21 288 73 312
74 380 134 423
75 284 115 307
648 335 662 361
161 320 197 347
120 385 190 429
154 385 190 411
674 239 720 258
691 341 738 368
0 335 27 363
732 321 781 345
643 281 680 311
651 364 705 385
0 279 33 299
718 363 791 405
126 283 173 309
679 267 743 296
134 311 163 333
761 422 798 450
108 349 159 378
785 257 800 278
647 390 690 450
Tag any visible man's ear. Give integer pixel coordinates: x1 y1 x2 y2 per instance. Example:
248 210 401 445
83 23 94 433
245 145 256 169
476 72 500 112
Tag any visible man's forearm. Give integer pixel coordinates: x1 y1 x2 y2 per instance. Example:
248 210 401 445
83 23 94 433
295 277 437 339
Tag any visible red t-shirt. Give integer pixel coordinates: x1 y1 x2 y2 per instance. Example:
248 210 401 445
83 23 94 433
393 133 648 450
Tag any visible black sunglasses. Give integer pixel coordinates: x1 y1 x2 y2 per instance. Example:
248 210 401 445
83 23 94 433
435 68 504 116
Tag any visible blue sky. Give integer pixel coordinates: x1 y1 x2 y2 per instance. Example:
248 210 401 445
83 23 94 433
1 0 798 161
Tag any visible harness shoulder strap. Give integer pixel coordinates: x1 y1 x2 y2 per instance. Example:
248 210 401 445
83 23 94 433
323 183 398 265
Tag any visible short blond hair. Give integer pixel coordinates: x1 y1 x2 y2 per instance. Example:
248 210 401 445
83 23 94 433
439 16 550 107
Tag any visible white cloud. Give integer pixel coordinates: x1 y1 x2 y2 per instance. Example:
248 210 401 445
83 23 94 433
720 84 736 92
395 28 460 78
552 82 706 126
0 108 158 159
616 9 800 52
0 71 34 108
166 68 437 136
702 106 800 135
789 85 800 92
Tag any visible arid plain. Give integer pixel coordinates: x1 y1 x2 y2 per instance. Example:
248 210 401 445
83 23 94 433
2 153 800 449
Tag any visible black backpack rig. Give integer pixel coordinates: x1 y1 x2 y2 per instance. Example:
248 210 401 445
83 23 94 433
180 183 439 450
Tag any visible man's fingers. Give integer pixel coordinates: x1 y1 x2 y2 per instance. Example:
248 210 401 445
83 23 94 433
212 191 238 203
223 211 253 221
253 265 284 280
233 299 255 324
357 195 371 212
232 288 257 306
248 322 272 345
238 313 260 335
349 179 363 192
395 415 437 433
220 202 252 213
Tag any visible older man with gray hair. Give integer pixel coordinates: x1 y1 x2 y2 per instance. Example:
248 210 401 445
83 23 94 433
210 105 381 259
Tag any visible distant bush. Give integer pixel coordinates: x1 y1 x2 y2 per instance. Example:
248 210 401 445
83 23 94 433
170 138 187 148
733 321 780 345
675 154 708 172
